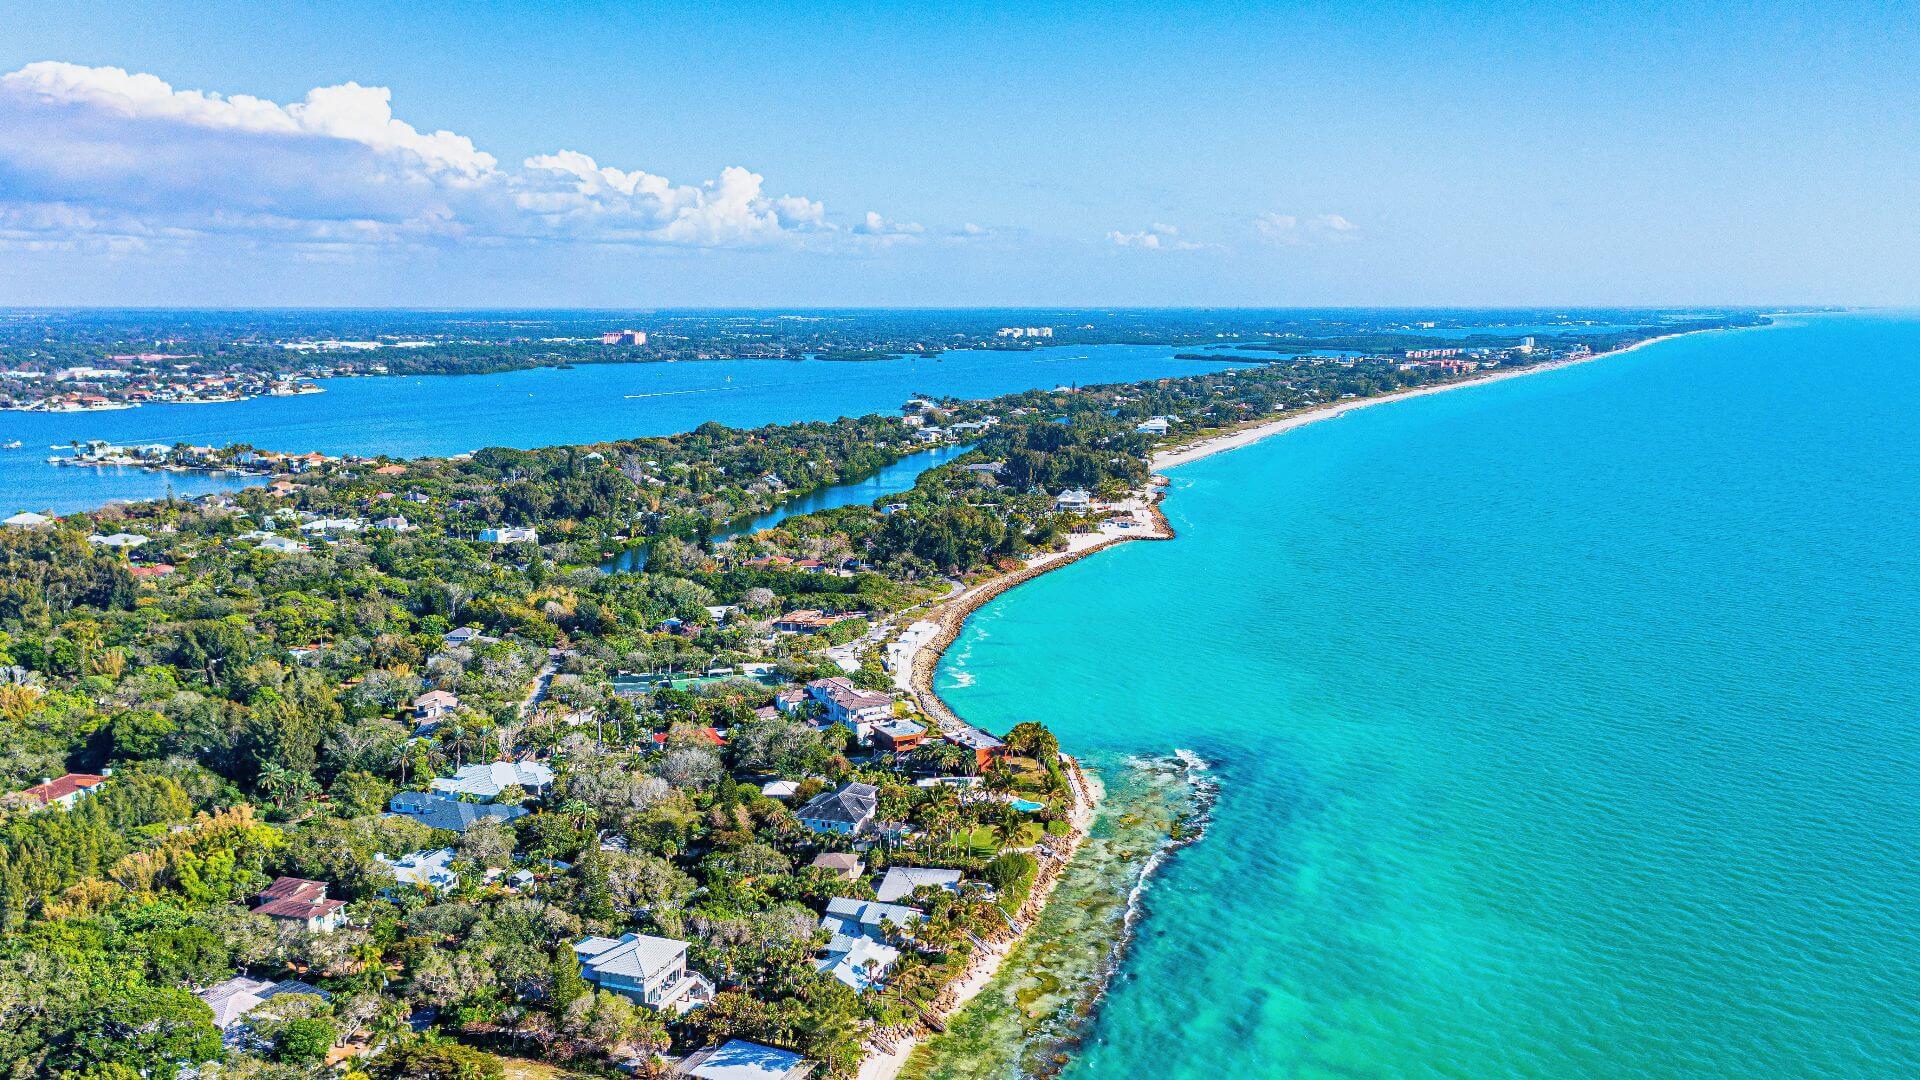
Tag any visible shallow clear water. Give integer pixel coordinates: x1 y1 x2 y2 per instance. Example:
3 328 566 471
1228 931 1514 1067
0 344 1233 513
937 314 1920 1078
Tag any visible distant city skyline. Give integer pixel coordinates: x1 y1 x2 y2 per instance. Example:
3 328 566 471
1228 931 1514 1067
1 1 1915 307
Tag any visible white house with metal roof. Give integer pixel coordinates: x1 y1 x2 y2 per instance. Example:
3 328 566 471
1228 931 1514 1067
874 866 964 903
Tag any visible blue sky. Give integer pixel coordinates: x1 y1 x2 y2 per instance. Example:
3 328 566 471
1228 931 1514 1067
1 0 1914 307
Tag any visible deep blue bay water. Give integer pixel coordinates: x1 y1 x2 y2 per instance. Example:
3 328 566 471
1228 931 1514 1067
937 314 1920 1077
0 344 1235 514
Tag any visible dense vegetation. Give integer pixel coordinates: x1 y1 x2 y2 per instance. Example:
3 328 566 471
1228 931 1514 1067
0 318 1756 1077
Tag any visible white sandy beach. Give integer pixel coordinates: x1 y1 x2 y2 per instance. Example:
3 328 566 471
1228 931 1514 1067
856 331 1702 1080
1150 332 1693 472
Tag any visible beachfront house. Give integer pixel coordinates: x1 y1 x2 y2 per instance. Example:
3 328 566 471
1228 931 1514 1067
816 897 922 992
805 677 894 741
675 1041 814 1080
574 932 715 1013
874 867 964 903
388 790 529 833
253 876 348 934
795 782 879 836
944 725 1009 772
430 760 555 802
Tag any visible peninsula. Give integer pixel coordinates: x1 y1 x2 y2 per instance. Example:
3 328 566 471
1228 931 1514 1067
0 313 1756 1080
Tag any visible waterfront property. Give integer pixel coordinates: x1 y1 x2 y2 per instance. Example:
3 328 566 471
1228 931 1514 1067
875 866 964 903
574 932 716 1013
817 896 922 992
674 1040 814 1080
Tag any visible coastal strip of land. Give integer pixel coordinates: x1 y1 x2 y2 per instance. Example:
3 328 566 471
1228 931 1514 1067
862 326 1714 1080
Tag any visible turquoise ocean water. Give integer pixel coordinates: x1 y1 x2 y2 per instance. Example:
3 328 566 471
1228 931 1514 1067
937 314 1920 1078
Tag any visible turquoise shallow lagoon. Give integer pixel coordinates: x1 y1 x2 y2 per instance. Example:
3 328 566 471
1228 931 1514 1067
937 314 1920 1077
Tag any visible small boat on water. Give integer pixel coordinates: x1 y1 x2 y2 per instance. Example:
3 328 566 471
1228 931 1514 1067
1 440 21 449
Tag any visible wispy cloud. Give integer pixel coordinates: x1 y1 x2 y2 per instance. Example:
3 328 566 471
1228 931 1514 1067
1107 223 1202 251
1255 211 1359 244
0 61 908 253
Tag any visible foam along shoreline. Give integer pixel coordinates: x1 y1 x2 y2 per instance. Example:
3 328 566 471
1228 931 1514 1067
857 757 1101 1080
1150 331 1701 472
867 327 1713 1080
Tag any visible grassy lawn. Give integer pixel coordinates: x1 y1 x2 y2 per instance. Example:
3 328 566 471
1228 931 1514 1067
500 1057 591 1080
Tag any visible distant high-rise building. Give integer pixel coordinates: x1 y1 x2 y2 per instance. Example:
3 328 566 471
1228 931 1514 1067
601 329 647 346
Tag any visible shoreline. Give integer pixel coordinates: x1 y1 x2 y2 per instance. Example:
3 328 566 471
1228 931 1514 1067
868 327 1714 1079
856 757 1099 1080
1150 330 1698 472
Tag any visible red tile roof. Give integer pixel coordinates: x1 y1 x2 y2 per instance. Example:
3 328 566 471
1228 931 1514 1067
256 877 345 920
19 773 106 806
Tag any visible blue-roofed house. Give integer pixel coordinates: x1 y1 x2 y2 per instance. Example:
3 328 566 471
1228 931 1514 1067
388 790 528 833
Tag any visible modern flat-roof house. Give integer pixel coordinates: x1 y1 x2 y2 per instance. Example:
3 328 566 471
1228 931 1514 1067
805 677 894 741
388 790 529 833
944 724 1009 772
574 932 715 1013
675 1040 814 1080
14 772 108 811
1135 416 1173 435
430 760 555 801
874 867 964 903
871 716 927 753
377 848 460 892
794 782 878 836
253 877 347 934
478 526 539 545
412 689 459 723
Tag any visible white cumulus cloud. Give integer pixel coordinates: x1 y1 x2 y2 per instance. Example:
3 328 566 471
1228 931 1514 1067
1256 211 1359 244
1107 223 1201 251
0 60 876 252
